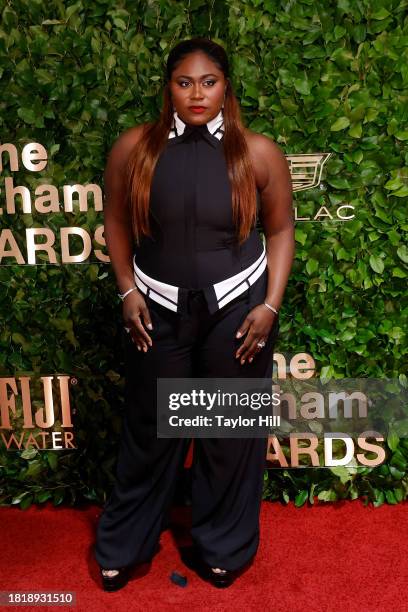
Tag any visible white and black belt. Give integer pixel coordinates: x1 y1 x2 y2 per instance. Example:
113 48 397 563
133 245 267 315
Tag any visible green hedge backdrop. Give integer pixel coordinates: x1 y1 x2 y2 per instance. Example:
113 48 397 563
0 0 407 510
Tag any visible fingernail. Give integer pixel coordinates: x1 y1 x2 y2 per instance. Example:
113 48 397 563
147 324 153 330
249 357 253 363
137 346 141 351
236 332 242 338
241 359 245 365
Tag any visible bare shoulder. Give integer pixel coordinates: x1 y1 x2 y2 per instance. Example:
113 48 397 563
242 127 289 190
106 122 153 170
103 123 154 210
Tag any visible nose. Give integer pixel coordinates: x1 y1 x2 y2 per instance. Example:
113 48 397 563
191 83 204 99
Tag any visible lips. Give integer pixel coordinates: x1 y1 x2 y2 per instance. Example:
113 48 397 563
189 106 207 111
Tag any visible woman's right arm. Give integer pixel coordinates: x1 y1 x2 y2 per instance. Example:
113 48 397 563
103 127 153 352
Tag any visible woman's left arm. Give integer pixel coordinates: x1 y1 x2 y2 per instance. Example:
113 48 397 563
235 134 295 364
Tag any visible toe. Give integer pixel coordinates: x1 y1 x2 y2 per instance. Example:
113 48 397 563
102 569 119 577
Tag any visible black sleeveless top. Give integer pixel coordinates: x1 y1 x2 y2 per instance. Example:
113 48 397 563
133 113 264 290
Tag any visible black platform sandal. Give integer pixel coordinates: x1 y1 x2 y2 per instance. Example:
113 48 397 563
98 542 162 592
99 565 131 592
179 544 243 588
205 566 236 588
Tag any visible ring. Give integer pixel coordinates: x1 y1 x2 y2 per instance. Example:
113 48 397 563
257 340 266 348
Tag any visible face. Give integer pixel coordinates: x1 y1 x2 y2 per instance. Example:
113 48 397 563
169 51 227 124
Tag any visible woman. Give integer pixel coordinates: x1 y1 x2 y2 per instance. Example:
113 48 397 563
94 37 294 591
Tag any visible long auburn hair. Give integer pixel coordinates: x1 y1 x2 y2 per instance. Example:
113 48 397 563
125 37 257 246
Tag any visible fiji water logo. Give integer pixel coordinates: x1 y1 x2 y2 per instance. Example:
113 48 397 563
0 375 77 450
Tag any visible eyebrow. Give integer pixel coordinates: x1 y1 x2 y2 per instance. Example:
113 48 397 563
175 73 219 79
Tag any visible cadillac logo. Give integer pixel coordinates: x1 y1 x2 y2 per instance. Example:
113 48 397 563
287 153 354 221
287 153 332 192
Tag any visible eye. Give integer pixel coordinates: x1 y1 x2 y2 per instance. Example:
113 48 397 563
177 79 217 87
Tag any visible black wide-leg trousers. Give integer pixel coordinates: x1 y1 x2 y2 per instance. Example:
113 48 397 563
94 270 279 572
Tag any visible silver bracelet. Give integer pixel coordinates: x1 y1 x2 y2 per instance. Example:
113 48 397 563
118 286 138 301
263 301 279 315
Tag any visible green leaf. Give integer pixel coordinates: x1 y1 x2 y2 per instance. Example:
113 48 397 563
306 258 319 275
332 273 344 286
17 108 37 124
369 255 384 274
12 492 31 505
295 228 307 245
387 430 400 452
329 466 352 484
36 491 52 503
394 131 408 141
397 246 408 264
53 490 65 505
352 150 363 164
371 8 391 19
373 490 385 507
47 452 58 471
244 84 259 99
384 178 403 191
384 490 397 504
393 186 408 197
66 4 81 19
294 490 308 507
317 489 337 501
392 267 407 278
20 495 34 510
21 448 38 460
320 365 335 381
42 19 64 25
389 466 404 480
349 123 362 138
113 18 127 30
293 77 311 96
330 117 350 131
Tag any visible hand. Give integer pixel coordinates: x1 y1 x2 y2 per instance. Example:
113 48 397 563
235 304 276 365
123 291 153 352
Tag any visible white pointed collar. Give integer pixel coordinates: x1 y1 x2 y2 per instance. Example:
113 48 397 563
169 109 224 140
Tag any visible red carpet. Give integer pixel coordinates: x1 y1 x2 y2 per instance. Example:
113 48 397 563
0 499 407 611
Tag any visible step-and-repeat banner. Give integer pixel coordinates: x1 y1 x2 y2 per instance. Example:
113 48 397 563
1 1 406 507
